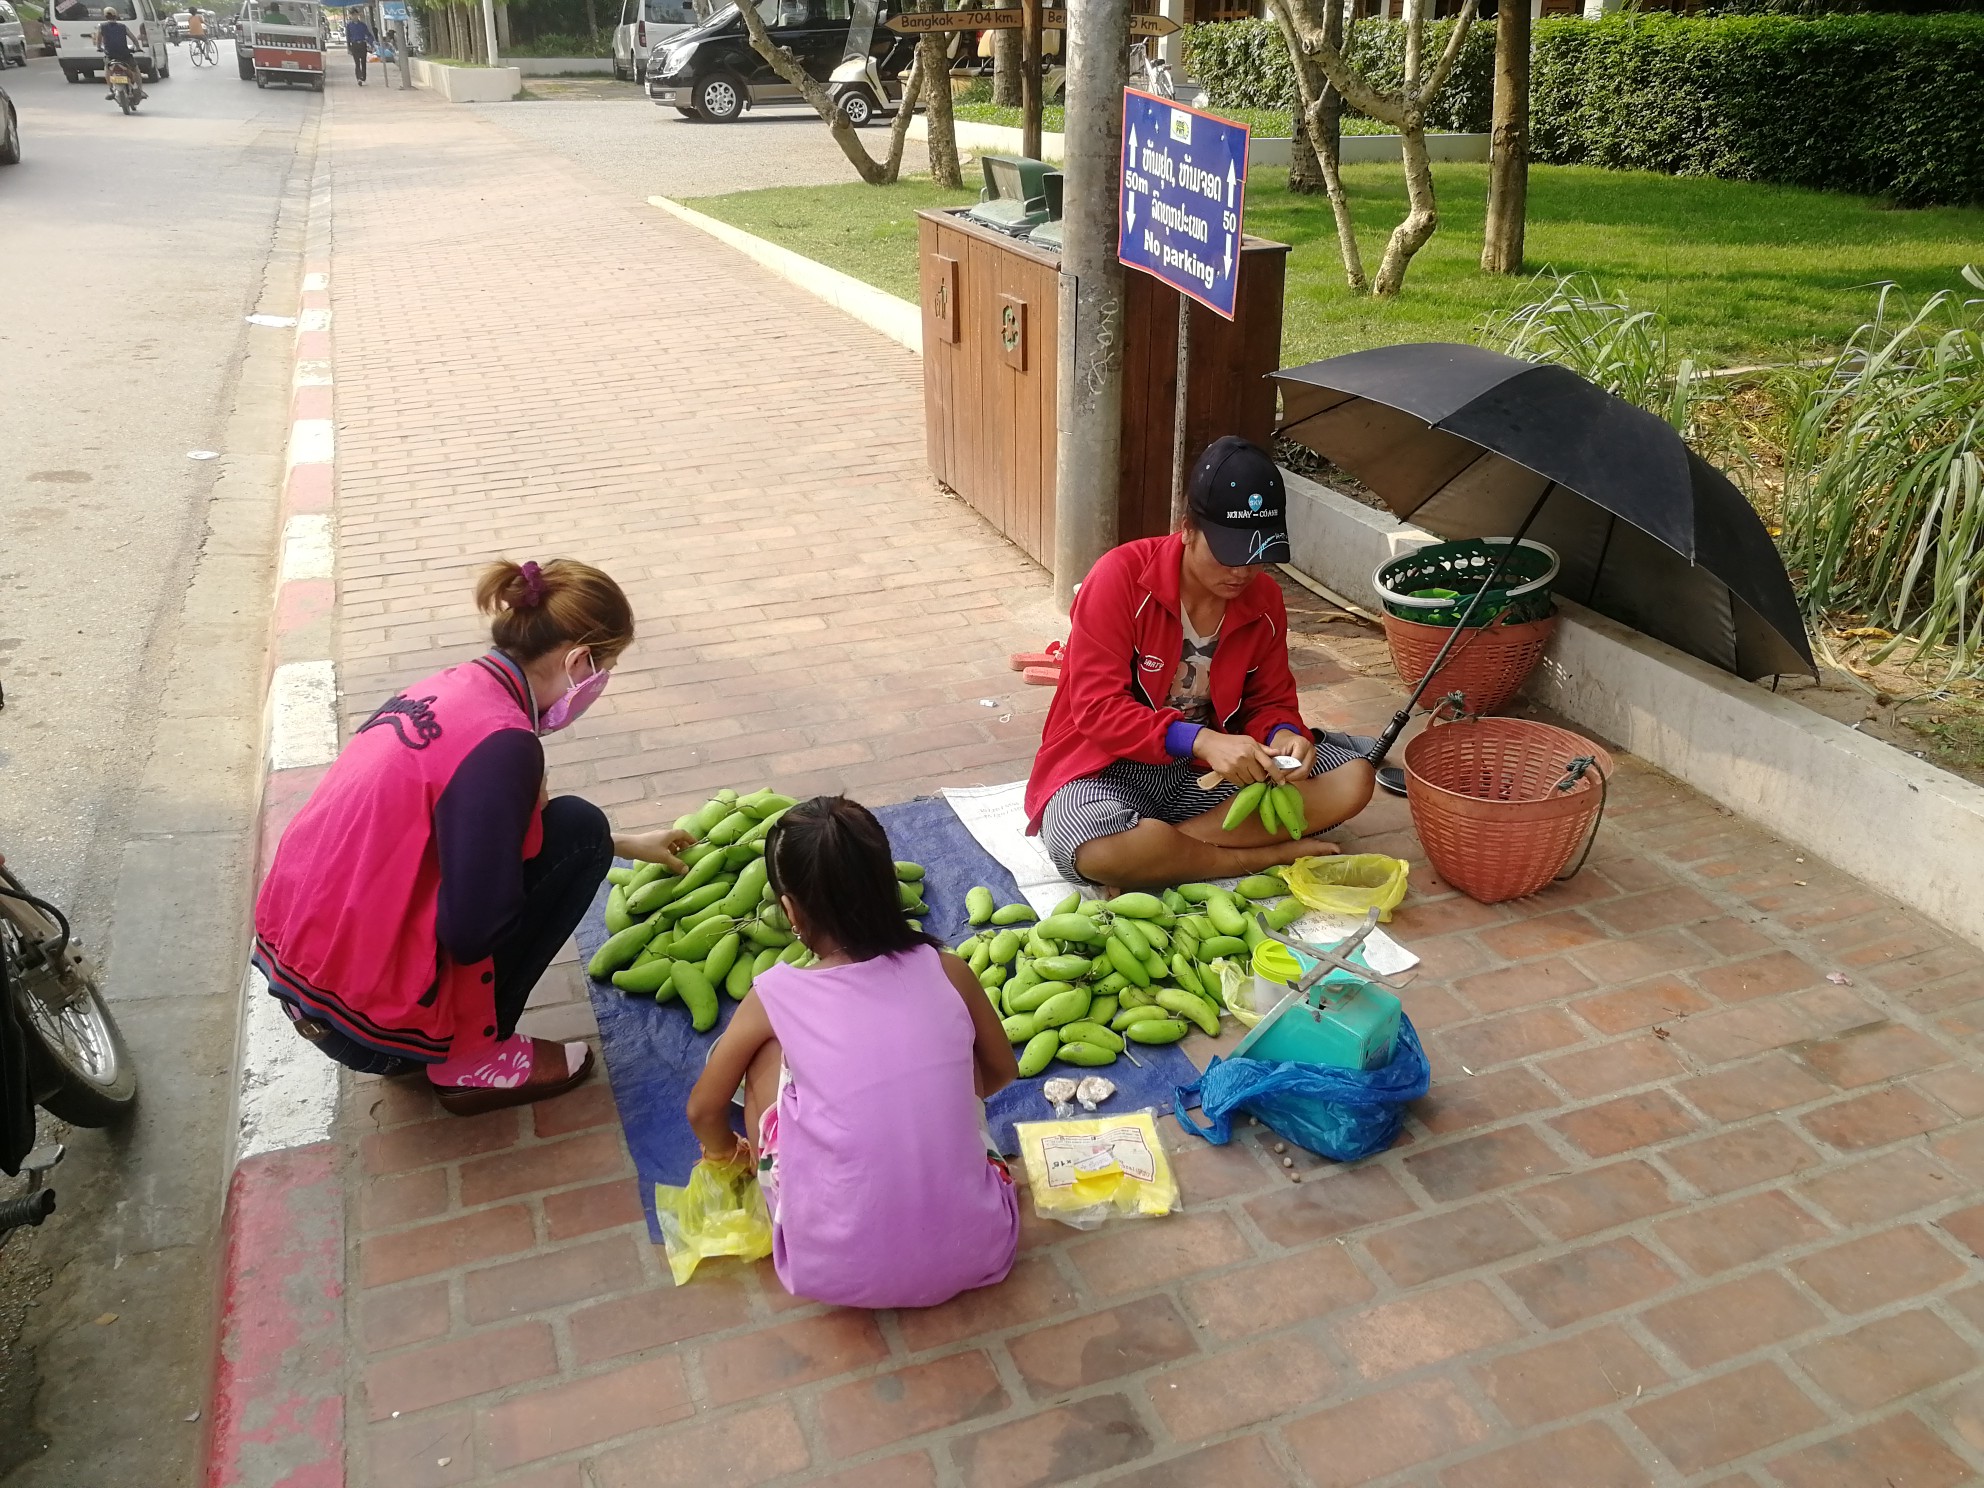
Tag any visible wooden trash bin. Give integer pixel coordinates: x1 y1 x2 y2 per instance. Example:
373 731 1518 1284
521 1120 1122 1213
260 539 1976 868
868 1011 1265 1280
917 207 1289 572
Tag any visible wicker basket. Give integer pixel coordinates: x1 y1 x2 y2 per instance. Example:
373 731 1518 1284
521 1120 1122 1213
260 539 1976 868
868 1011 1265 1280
1381 611 1559 716
1375 539 1560 628
1405 716 1612 904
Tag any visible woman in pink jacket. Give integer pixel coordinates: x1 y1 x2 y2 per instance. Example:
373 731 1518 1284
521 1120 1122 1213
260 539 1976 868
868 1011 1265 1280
254 559 689 1116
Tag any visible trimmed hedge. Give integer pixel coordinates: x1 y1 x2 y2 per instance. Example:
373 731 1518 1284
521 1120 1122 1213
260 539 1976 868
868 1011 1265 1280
1708 0 1984 13
1184 18 1496 132
1530 14 1984 206
1188 12 1983 205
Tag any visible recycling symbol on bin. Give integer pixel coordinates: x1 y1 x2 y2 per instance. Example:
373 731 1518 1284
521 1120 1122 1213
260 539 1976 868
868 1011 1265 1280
1001 304 1022 354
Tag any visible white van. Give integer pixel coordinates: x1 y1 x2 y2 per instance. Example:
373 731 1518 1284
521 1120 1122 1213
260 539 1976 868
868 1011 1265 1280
611 0 697 82
52 0 169 82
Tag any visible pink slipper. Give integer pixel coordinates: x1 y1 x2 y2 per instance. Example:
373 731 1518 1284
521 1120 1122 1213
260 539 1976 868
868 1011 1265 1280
1009 640 1065 672
1024 665 1062 687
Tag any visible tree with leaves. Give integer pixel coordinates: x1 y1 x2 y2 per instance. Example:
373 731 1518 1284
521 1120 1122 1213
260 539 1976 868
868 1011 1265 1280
1269 0 1479 296
736 0 963 188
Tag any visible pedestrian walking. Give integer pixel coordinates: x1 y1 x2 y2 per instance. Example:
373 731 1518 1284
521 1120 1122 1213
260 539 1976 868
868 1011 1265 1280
343 9 371 83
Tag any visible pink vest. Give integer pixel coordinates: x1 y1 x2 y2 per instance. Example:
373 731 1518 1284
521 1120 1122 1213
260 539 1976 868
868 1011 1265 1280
253 654 544 1061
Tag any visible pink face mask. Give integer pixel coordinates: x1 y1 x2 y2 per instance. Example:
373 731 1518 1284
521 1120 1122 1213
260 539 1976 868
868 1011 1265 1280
539 651 609 734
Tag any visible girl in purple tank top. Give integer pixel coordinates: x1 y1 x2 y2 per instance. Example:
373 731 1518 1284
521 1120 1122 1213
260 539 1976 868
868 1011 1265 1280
687 798 1021 1309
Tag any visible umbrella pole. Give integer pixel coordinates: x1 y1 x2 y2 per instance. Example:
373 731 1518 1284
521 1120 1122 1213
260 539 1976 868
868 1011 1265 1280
1362 483 1556 768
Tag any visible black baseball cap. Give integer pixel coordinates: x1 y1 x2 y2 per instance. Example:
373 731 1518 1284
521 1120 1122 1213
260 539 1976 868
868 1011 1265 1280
1187 436 1290 568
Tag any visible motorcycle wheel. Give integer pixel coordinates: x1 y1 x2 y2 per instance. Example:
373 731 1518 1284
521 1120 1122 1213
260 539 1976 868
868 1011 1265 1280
118 89 135 112
4 921 138 1127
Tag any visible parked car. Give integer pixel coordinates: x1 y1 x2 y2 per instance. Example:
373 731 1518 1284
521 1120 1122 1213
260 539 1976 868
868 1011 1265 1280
0 79 19 164
52 0 169 81
646 0 907 123
0 0 28 65
611 0 696 82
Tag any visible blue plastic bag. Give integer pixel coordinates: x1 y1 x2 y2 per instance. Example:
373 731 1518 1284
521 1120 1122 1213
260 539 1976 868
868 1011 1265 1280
1172 1015 1430 1162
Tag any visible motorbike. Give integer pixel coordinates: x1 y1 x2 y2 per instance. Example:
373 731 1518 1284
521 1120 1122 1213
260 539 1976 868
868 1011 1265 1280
105 53 144 113
1 859 139 1242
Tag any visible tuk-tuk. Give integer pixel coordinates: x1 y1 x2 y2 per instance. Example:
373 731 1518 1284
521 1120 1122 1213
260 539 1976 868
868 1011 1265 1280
245 0 321 88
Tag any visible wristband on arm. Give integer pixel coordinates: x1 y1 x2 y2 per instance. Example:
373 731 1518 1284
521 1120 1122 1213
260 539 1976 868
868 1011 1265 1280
1165 721 1205 761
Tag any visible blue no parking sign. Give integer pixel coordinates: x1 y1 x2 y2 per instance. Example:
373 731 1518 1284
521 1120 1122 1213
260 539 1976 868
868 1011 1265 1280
1117 89 1251 320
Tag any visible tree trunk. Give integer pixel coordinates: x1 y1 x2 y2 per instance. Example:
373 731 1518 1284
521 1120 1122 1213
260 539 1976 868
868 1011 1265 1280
1286 43 1327 193
737 0 893 183
494 0 509 50
1272 0 1365 287
919 30 964 187
1480 0 1530 274
880 51 926 182
993 0 1020 104
1372 116 1437 294
584 0 598 45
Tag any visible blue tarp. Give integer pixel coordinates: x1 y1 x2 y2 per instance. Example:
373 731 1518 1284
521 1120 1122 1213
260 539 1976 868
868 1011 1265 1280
573 794 1196 1243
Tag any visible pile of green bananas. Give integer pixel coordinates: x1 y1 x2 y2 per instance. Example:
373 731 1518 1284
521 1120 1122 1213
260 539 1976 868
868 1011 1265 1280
583 787 934 1034
954 874 1312 1077
1222 780 1309 840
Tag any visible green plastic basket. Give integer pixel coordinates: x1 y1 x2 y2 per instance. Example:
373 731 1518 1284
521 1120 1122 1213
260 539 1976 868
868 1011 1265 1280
1374 539 1560 628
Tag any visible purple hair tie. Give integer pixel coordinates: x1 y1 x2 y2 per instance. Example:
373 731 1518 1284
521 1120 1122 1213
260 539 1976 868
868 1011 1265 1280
518 561 546 608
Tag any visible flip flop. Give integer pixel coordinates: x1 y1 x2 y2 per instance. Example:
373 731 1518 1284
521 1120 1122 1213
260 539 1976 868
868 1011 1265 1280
1009 640 1065 671
1023 665 1062 687
1378 766 1408 797
434 1038 595 1116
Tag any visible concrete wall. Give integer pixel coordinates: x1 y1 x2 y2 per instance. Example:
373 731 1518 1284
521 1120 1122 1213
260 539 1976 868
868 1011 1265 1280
409 57 522 101
510 56 615 74
910 116 1490 170
1281 470 1984 953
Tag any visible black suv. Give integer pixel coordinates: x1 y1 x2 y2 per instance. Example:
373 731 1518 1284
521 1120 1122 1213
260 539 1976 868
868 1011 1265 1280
646 0 908 123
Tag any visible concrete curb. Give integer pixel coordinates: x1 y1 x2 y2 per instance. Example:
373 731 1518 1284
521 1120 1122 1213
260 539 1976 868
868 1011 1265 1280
648 195 923 355
206 111 349 1488
1283 469 1984 954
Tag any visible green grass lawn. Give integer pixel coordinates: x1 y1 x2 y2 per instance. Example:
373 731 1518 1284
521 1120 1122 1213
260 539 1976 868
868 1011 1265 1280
687 160 1984 365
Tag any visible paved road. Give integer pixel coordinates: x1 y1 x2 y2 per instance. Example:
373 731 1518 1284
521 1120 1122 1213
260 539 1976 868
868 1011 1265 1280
0 48 309 1487
470 80 928 201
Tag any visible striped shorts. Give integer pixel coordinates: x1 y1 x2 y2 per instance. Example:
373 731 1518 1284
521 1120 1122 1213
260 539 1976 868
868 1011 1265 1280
1039 737 1365 884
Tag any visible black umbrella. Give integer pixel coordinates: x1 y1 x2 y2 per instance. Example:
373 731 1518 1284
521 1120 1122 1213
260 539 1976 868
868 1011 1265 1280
1273 342 1815 682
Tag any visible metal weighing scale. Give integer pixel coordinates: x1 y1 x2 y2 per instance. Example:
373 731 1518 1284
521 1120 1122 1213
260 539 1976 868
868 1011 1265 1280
1231 909 1418 1072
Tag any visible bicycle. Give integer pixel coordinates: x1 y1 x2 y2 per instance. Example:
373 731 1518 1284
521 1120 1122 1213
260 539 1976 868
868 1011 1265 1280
1130 38 1173 99
189 34 218 65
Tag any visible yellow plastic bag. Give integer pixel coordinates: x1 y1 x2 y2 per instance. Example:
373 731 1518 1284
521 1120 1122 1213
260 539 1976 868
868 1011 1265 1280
654 1154 773 1286
1013 1110 1180 1230
1287 853 1411 922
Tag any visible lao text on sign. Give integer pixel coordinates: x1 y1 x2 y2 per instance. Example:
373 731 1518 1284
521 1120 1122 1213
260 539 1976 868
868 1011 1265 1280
1117 89 1250 320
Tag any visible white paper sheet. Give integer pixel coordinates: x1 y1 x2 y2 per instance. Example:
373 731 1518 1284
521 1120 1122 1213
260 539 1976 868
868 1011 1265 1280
940 780 1420 974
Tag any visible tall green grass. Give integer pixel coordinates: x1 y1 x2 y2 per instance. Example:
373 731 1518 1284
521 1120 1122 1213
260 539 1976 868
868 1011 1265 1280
1777 269 1984 678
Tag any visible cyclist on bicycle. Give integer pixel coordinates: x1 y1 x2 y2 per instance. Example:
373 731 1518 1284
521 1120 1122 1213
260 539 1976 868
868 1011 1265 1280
186 7 217 62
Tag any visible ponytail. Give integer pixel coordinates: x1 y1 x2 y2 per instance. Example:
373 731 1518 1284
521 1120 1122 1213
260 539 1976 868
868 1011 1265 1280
764 797 938 964
474 558 634 665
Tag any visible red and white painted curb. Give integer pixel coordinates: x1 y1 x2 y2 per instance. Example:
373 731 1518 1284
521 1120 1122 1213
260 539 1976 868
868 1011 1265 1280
207 151 352 1488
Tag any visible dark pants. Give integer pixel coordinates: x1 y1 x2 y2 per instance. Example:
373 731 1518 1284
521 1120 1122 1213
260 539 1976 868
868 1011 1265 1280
349 43 367 79
288 795 613 1076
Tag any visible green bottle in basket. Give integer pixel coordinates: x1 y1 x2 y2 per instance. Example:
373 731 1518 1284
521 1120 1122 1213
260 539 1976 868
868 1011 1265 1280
1234 942 1401 1072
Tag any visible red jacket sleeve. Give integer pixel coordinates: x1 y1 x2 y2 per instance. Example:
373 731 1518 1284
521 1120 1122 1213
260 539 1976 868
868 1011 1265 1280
1060 551 1185 767
1235 583 1308 746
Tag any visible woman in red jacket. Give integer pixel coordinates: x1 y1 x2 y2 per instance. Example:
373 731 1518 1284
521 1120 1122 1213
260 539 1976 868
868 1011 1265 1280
1025 438 1376 889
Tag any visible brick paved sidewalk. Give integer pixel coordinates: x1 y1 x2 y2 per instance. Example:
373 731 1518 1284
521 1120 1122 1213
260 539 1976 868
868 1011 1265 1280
325 89 1984 1488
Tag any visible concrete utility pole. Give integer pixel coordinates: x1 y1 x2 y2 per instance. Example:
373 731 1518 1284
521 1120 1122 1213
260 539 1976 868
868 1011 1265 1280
1051 0 1131 610
482 0 499 65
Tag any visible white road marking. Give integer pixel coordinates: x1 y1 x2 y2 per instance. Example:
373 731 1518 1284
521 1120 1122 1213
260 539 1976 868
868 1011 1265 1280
268 660 340 771
298 308 332 333
287 417 334 468
279 514 334 583
236 966 340 1161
